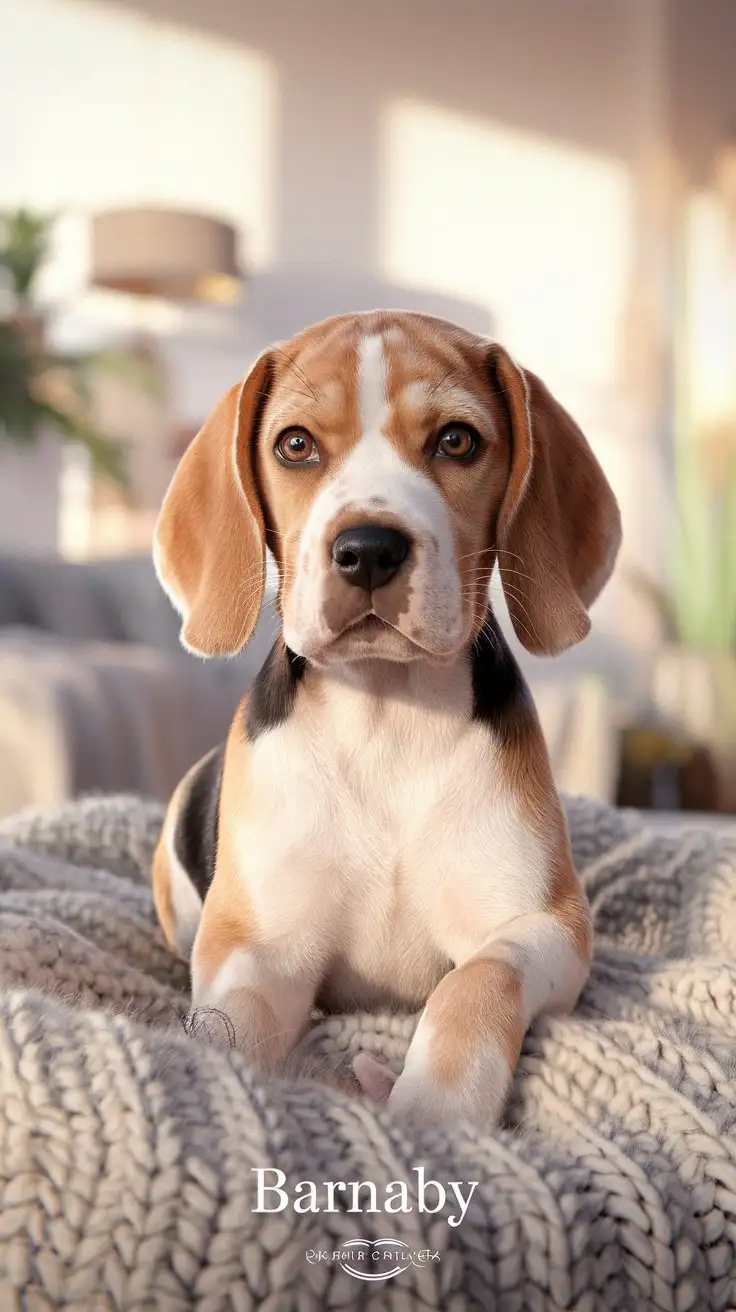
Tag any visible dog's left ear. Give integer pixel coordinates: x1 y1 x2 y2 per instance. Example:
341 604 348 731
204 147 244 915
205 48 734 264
154 350 273 657
488 344 621 656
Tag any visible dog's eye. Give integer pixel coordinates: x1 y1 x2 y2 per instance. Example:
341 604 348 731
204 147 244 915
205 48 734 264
435 424 477 460
275 428 320 465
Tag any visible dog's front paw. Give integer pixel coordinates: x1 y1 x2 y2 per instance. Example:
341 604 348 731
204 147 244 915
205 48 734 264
386 1069 449 1126
386 1067 505 1129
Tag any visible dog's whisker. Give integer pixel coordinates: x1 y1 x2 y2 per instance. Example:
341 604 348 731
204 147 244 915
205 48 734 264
495 581 544 648
496 564 538 588
455 546 499 564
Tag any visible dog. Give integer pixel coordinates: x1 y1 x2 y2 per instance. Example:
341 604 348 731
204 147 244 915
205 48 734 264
151 310 621 1128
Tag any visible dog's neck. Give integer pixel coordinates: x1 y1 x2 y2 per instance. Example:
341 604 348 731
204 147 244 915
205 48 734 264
245 610 528 743
309 652 467 704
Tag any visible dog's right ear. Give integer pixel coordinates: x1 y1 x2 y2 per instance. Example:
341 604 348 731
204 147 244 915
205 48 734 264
487 344 621 656
154 351 273 657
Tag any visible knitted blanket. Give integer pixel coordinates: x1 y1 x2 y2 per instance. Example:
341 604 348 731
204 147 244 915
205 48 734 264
0 796 735 1311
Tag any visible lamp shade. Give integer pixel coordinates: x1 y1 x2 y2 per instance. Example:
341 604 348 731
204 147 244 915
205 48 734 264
90 206 243 303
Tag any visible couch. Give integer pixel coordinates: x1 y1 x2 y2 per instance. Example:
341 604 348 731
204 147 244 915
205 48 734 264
0 552 618 818
0 553 275 819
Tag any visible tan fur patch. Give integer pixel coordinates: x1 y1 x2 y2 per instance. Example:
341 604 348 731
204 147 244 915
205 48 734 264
151 836 176 950
152 772 191 951
154 356 273 657
493 690 592 967
429 956 523 1085
489 346 622 655
255 319 365 616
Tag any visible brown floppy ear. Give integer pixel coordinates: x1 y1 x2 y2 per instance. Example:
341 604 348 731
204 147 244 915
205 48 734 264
488 344 621 656
154 351 273 657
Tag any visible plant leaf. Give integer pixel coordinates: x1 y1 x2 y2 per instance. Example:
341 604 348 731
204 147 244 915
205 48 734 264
719 455 736 651
33 399 130 489
0 208 56 303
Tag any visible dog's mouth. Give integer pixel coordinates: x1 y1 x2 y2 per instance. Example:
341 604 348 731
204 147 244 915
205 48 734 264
289 609 465 669
335 612 400 648
346 614 388 637
325 610 420 661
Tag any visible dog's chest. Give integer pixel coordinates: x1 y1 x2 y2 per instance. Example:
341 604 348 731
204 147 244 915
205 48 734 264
240 676 545 1006
315 717 454 1007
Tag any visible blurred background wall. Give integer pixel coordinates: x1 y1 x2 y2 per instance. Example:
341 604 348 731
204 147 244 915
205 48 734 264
1 0 735 815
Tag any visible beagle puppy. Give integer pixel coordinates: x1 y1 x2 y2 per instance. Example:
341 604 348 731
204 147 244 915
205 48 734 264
152 310 621 1128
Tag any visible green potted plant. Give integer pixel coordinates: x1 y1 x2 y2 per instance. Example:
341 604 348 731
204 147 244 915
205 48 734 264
0 208 156 488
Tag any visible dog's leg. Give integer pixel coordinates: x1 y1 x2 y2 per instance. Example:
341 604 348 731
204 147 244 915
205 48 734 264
190 946 315 1070
386 908 591 1127
190 934 316 1072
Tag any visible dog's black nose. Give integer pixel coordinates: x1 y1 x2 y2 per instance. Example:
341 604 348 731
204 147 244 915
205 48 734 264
331 525 410 591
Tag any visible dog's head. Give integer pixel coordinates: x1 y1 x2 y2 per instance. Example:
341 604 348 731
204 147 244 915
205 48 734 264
154 311 621 665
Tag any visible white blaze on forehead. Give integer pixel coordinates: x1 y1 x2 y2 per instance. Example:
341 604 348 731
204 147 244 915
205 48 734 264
334 329 451 523
357 333 388 438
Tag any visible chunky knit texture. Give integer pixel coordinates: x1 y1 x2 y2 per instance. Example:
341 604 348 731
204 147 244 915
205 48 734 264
0 794 735 1310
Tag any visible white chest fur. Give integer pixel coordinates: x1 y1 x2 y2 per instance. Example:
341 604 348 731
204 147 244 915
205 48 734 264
233 660 549 1010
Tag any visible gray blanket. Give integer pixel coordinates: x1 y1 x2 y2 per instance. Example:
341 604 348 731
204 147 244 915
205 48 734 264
0 794 735 1310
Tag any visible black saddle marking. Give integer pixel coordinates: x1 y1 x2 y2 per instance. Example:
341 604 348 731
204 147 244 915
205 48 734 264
173 744 225 903
471 610 535 743
245 640 307 741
